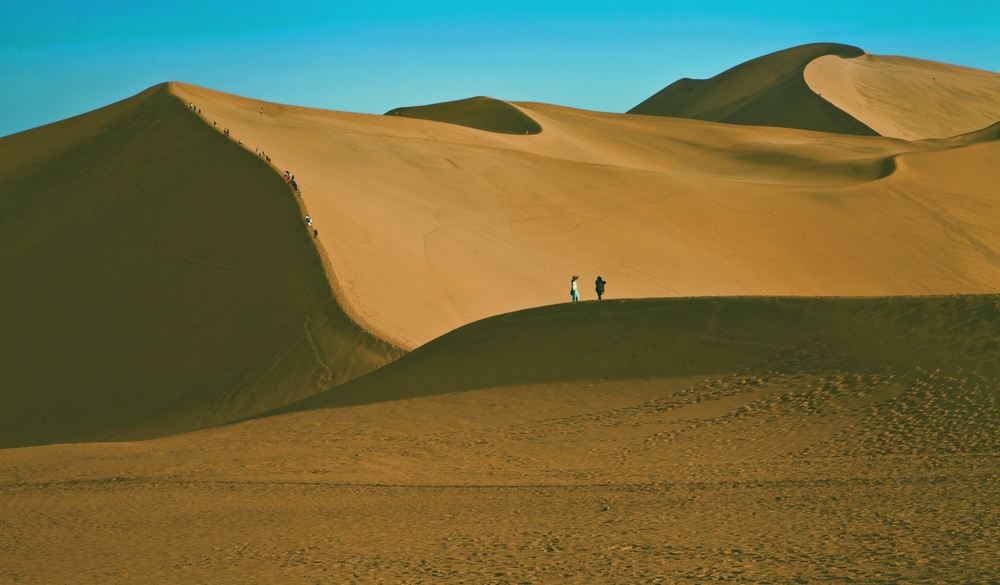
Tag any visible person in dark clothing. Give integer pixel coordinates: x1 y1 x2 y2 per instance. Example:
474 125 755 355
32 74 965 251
595 276 606 300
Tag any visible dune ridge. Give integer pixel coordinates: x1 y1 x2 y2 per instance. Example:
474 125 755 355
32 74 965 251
273 294 1000 414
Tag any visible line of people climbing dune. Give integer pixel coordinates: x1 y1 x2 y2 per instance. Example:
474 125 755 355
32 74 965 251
570 275 607 302
189 100 316 237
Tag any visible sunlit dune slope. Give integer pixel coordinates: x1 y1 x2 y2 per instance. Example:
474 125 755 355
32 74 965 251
0 84 399 449
386 96 542 134
175 82 1000 349
629 43 877 135
805 54 1000 140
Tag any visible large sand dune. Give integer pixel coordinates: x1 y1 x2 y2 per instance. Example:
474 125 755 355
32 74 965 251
2 74 1000 446
174 80 1000 351
3 296 997 582
0 85 399 448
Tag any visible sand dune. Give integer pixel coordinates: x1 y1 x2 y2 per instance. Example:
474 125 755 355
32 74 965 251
0 84 399 448
805 53 1000 140
3 74 999 448
632 43 1000 141
174 81 1000 351
629 43 878 135
386 96 543 134
3 295 997 582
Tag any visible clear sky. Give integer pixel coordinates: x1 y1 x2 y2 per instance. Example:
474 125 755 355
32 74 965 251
2 0 998 138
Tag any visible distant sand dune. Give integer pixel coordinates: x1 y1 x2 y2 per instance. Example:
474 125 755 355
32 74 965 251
633 42 1000 141
386 96 543 135
629 43 877 135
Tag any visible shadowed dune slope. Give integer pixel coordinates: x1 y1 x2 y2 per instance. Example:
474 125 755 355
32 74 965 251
386 96 542 134
276 295 1000 415
176 81 1000 348
0 84 399 448
629 43 878 135
805 54 1000 140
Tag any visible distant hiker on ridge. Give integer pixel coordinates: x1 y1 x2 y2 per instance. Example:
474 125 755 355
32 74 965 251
570 275 579 302
595 276 607 300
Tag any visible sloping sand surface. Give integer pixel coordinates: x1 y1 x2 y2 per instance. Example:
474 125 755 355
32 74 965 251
629 43 877 135
174 82 1000 350
3 296 997 583
386 96 543 135
0 85 399 448
805 54 1000 140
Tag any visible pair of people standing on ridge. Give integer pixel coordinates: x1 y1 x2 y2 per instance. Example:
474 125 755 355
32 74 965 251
570 275 607 302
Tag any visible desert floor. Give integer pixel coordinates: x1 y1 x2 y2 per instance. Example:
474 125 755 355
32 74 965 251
3 297 998 583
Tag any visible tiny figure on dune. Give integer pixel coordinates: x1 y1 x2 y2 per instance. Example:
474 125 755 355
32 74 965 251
570 275 579 302
313 229 319 237
595 276 606 300
305 215 312 226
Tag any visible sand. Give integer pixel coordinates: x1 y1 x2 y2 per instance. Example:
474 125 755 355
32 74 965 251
632 42 1000 141
0 85 399 448
2 296 998 583
1 43 999 583
628 43 878 135
386 96 543 135
805 53 1000 140
173 77 1000 351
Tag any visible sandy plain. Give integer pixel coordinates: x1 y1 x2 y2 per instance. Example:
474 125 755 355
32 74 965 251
1 43 999 583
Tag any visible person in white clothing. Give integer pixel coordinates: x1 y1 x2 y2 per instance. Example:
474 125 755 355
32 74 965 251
570 275 579 302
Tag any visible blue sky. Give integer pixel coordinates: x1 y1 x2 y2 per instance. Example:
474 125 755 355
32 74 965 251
2 1 998 137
